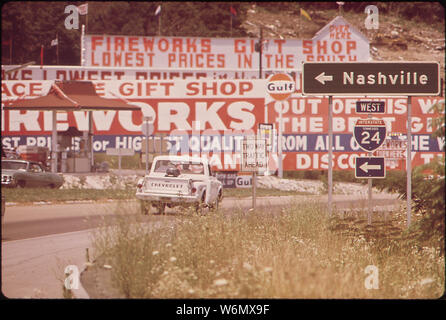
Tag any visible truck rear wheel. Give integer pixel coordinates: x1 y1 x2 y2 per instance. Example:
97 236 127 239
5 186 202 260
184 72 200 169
195 192 209 215
213 189 223 211
140 200 151 215
157 203 166 215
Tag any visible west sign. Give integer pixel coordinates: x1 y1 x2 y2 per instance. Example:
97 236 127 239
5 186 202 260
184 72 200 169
302 62 440 95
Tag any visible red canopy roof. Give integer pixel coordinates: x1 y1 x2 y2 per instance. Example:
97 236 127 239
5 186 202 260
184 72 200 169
3 80 140 111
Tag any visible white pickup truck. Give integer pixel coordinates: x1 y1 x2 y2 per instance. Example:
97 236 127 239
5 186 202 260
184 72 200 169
136 155 223 215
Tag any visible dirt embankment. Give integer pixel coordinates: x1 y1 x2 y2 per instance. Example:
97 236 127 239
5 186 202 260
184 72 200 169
242 5 445 79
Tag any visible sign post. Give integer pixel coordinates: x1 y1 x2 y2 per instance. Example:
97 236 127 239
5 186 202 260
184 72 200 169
141 117 154 174
106 148 135 175
407 97 412 227
353 116 387 224
328 96 333 216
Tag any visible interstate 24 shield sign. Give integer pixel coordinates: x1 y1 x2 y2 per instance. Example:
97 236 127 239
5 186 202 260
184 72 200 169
353 119 387 152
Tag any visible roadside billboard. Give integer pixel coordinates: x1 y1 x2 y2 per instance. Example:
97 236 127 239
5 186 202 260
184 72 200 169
2 80 443 171
81 16 369 70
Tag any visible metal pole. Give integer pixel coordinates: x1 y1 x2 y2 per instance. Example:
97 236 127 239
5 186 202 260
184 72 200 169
252 171 256 209
367 112 373 225
328 96 333 216
145 118 149 173
89 111 94 170
278 103 283 178
56 33 59 65
118 153 122 176
407 96 412 227
251 26 263 209
51 111 58 173
80 25 85 66
259 26 263 79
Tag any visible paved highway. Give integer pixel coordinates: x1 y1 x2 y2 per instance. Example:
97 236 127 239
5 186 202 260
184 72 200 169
1 194 400 241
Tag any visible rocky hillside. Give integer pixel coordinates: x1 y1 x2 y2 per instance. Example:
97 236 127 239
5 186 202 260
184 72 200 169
241 4 445 83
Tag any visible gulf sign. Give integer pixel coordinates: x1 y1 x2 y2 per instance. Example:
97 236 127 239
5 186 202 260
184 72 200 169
265 73 295 104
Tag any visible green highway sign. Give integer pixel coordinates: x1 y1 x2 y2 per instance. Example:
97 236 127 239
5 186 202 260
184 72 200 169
302 62 440 96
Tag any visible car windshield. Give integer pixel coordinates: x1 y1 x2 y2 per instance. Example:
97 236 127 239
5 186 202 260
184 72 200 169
154 160 204 174
2 161 28 170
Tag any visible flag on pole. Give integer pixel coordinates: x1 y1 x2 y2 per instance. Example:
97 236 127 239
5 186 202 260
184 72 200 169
77 3 88 15
155 5 161 16
40 45 44 69
300 8 311 21
51 37 58 47
230 6 237 17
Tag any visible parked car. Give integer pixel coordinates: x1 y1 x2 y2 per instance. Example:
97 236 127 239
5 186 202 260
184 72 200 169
136 155 223 215
1 159 64 188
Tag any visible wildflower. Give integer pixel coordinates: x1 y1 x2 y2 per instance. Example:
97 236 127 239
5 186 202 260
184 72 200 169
213 279 228 286
263 267 273 273
243 262 253 271
166 243 172 248
170 256 177 262
209 259 215 265
152 251 159 256
420 278 435 286
188 289 195 294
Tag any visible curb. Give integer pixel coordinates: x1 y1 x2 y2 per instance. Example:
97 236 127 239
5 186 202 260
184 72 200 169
71 262 91 299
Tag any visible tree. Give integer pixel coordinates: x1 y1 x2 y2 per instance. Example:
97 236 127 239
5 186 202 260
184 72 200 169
1 1 249 66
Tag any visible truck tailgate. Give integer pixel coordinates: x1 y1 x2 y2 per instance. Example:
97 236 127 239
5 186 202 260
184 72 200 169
144 177 191 196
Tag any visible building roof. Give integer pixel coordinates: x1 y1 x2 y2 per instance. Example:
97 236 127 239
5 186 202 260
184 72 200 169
3 80 140 111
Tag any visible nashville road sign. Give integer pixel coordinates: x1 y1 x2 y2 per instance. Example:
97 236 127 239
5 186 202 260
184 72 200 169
355 157 386 178
302 62 440 95
353 118 387 152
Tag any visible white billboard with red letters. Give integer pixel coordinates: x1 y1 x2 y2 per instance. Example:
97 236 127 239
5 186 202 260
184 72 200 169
81 16 369 70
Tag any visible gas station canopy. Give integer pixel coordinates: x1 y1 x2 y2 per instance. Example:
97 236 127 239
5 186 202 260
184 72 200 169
3 80 141 173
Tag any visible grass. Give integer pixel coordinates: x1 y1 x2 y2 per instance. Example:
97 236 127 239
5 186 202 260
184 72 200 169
1 187 134 204
89 201 445 299
1 186 307 204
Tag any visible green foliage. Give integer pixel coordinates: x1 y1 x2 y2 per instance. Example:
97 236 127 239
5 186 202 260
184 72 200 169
284 170 325 180
4 2 443 65
90 201 445 298
373 158 445 252
1 187 134 203
1 1 248 65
